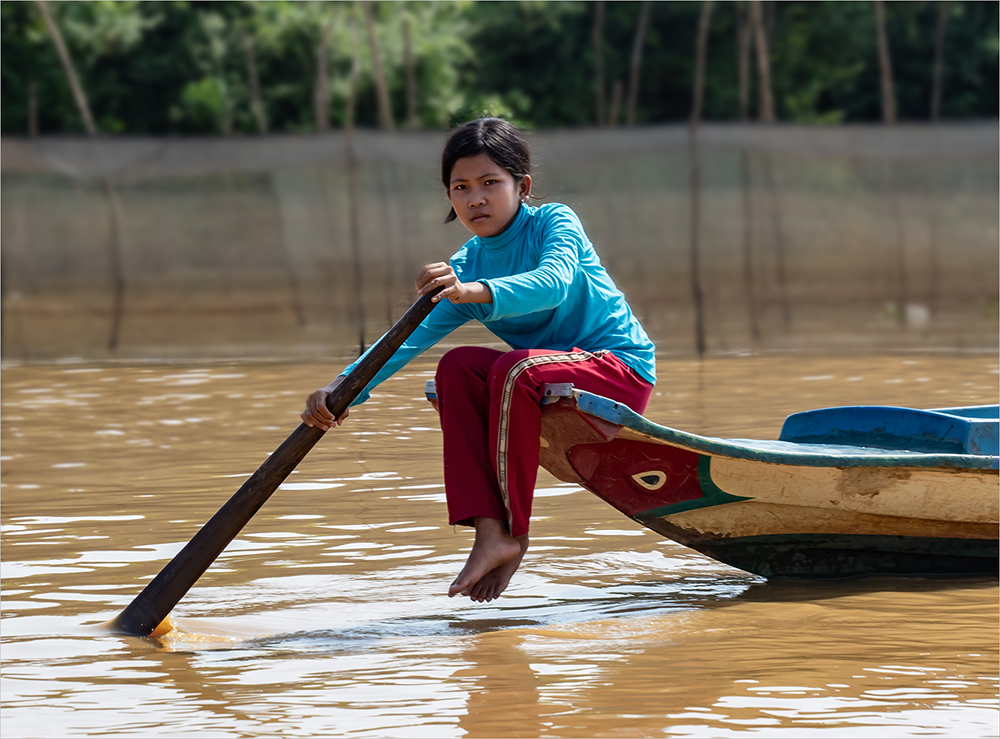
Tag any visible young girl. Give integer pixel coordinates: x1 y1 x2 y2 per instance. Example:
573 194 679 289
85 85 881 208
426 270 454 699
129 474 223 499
301 118 656 603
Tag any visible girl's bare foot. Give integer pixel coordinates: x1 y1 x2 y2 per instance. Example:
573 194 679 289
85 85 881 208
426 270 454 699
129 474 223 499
449 517 521 599
468 533 528 602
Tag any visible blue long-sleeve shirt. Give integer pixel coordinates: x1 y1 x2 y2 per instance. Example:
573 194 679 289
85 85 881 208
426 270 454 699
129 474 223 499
341 202 656 405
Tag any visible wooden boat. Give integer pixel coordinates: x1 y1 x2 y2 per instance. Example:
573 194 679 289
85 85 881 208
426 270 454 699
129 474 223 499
532 386 999 579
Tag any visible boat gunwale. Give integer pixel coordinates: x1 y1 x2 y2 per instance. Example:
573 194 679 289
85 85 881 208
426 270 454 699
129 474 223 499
570 392 1000 471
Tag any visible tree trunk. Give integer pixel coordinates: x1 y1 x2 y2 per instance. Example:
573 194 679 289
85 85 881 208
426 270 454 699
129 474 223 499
930 0 950 121
361 0 393 131
627 0 651 127
241 27 268 134
873 0 897 124
346 10 359 133
736 2 752 121
593 0 606 126
35 1 95 135
403 12 417 128
314 15 335 131
346 9 366 353
749 0 774 122
764 0 776 41
35 0 127 352
690 1 712 158
688 0 714 358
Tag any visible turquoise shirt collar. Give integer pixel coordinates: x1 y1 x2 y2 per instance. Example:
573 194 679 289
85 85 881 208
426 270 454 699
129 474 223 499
478 203 531 253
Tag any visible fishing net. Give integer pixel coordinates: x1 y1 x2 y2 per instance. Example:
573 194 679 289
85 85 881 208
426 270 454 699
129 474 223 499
1 123 996 360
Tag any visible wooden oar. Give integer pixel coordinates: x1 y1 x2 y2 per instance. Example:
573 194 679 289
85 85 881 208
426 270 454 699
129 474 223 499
111 288 442 637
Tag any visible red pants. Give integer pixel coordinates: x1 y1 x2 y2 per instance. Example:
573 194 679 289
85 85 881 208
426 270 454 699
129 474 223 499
435 347 653 537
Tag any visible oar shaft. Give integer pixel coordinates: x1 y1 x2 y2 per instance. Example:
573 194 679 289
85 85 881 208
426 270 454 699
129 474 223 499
113 289 441 636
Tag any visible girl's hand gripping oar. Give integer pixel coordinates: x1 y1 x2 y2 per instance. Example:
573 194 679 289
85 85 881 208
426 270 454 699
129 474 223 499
110 288 442 637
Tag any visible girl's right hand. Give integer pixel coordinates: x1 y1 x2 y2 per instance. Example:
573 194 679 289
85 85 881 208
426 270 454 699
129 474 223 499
416 262 492 304
416 262 461 301
301 376 350 430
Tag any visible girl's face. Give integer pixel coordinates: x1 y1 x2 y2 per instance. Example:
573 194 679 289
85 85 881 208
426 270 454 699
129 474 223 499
446 152 531 239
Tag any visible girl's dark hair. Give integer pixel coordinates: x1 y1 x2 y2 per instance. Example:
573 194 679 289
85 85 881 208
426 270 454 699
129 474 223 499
441 118 532 223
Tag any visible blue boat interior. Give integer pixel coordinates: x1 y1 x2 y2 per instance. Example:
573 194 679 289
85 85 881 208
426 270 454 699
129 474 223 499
780 405 999 456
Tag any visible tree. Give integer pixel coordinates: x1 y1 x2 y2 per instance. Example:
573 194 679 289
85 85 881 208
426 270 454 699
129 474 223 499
314 10 336 131
403 10 417 128
592 0 606 126
2 1 997 133
461 1 594 127
750 0 774 122
240 24 267 133
930 0 950 121
873 0 897 123
34 0 127 351
34 0 97 134
736 2 753 121
182 10 236 134
361 0 393 130
626 0 651 126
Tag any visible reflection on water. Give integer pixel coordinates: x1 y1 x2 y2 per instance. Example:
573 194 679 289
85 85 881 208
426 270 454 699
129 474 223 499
2 354 997 737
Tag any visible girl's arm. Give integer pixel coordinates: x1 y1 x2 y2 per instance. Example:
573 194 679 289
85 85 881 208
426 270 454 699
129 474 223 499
301 298 470 427
479 206 583 321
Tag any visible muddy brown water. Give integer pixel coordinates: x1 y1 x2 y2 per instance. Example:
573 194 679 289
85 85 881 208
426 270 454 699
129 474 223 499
2 353 997 738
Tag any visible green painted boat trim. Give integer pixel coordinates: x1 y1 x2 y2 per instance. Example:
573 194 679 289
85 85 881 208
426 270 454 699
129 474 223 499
575 393 999 470
635 455 751 521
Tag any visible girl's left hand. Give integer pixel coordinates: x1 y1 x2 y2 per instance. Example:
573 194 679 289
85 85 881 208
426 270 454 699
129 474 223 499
415 262 491 304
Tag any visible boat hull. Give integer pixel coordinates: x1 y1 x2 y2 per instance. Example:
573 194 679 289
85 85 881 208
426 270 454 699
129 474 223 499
538 394 999 579
641 522 998 579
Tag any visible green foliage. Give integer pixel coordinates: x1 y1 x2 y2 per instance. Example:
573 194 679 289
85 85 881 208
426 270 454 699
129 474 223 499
2 0 996 135
173 75 229 132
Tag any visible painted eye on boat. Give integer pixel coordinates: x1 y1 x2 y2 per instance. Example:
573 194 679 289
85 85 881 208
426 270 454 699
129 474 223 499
631 471 666 491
